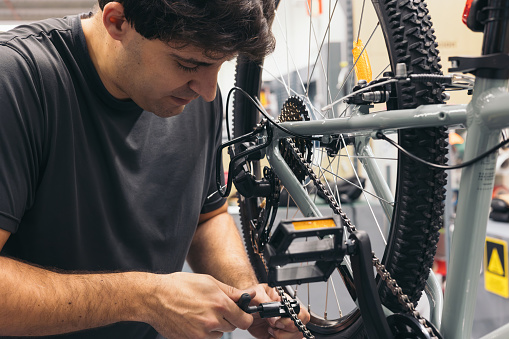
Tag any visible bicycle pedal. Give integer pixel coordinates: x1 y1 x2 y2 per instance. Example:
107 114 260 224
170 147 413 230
263 218 346 286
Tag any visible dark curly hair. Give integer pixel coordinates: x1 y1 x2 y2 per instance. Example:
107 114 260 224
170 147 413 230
98 0 275 60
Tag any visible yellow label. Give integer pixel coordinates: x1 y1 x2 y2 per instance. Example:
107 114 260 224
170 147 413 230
292 218 336 231
484 237 509 298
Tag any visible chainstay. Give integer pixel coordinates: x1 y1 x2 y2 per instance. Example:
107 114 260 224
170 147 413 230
284 139 356 232
282 137 440 339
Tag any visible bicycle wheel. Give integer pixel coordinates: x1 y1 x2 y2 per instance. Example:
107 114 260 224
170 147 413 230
232 0 447 336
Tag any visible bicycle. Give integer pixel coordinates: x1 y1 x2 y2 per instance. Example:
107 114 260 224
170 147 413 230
216 0 509 338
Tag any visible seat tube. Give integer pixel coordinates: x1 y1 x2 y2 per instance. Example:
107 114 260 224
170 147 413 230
441 80 504 339
441 1 509 337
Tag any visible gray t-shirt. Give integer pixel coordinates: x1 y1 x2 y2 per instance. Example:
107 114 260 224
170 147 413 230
0 14 225 338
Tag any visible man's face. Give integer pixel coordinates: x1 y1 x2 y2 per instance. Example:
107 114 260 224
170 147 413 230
110 32 232 118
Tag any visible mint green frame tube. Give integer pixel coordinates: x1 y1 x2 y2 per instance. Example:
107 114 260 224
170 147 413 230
263 89 509 337
441 78 509 339
264 103 468 330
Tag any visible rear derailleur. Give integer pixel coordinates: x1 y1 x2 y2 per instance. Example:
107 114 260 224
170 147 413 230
215 119 279 252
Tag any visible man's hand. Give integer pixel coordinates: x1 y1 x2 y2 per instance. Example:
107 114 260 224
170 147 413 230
187 204 310 338
145 272 255 339
246 284 311 339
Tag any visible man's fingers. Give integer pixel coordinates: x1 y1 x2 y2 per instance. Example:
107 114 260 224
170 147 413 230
274 317 299 332
215 279 256 303
271 296 310 337
221 302 254 330
212 316 237 333
213 279 255 330
268 326 308 339
209 331 225 339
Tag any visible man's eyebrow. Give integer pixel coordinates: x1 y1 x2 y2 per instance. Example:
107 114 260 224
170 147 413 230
170 53 215 67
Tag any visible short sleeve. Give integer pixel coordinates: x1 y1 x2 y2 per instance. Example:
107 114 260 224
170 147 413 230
200 89 227 214
0 44 45 233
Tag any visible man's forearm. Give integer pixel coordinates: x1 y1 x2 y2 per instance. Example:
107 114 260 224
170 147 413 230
0 256 153 336
187 211 258 289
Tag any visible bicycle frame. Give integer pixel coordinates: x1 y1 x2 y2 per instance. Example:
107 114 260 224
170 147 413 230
225 1 508 337
257 71 508 339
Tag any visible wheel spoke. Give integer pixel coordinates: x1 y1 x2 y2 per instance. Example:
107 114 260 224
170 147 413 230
233 0 446 335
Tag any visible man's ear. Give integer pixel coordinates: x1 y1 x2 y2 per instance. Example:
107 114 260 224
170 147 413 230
102 2 130 41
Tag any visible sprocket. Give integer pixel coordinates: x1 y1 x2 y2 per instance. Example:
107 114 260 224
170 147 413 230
387 313 442 339
278 96 313 182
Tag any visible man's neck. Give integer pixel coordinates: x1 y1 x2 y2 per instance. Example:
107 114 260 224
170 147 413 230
80 14 128 100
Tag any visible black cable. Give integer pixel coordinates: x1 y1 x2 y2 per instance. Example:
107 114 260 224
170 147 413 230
225 86 321 142
226 72 459 143
228 87 508 171
376 131 509 170
225 87 235 141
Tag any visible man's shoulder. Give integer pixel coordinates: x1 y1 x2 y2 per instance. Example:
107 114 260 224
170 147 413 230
0 16 75 45
0 16 80 85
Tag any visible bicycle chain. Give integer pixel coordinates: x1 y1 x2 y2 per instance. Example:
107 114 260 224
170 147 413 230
372 256 439 339
285 139 357 233
279 137 439 339
276 286 315 339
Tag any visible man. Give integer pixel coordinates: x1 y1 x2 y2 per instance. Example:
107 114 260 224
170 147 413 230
0 1 310 338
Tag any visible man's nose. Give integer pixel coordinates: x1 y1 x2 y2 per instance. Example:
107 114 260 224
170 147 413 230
188 67 220 102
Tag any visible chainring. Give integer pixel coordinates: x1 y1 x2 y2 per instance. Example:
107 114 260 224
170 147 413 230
387 313 442 339
278 96 313 182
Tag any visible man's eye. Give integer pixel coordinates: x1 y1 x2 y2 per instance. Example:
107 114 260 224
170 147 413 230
177 63 200 73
